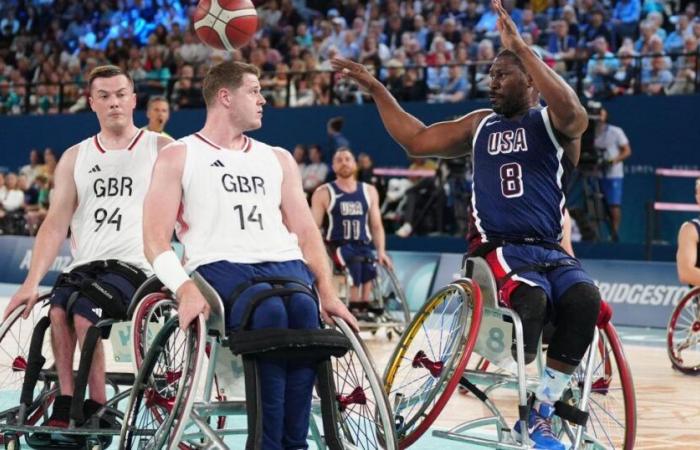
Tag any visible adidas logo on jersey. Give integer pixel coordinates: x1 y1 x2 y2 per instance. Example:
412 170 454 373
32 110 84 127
211 160 225 167
88 164 102 173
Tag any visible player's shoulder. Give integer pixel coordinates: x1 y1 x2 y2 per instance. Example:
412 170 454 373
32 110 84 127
680 220 700 238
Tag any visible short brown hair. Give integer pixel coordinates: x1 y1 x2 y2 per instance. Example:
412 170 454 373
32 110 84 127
87 65 134 93
202 61 260 106
147 95 169 109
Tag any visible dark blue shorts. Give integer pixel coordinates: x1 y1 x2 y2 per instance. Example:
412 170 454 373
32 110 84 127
195 259 319 331
196 259 320 449
330 242 377 287
484 244 595 308
600 177 623 206
49 272 136 324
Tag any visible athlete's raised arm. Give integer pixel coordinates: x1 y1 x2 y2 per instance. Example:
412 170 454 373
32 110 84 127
332 57 491 159
492 0 587 153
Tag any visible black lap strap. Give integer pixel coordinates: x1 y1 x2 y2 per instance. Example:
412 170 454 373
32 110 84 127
229 328 351 360
77 278 128 321
554 400 589 426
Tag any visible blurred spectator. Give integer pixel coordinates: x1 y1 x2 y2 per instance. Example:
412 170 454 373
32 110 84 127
548 20 577 74
327 116 350 151
429 65 469 103
609 47 640 95
357 152 375 185
0 173 5 199
399 67 428 102
293 144 307 172
144 96 171 137
0 172 25 214
665 16 691 54
19 148 43 185
668 35 699 95
612 0 642 41
395 158 439 238
520 8 541 43
582 9 614 49
302 144 329 196
585 36 619 97
641 55 674 94
171 64 204 110
41 147 57 180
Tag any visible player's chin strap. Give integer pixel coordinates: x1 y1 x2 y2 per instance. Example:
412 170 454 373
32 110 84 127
227 277 351 450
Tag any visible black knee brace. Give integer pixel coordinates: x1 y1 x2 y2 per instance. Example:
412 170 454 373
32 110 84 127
548 282 601 367
510 284 548 364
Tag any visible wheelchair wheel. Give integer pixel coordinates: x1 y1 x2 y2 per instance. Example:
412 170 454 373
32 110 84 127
120 314 206 450
0 301 56 444
667 286 700 374
132 292 177 365
383 279 483 448
331 317 398 450
372 264 410 336
560 322 636 450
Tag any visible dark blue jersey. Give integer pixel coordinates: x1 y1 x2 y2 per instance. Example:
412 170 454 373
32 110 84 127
468 107 573 250
324 181 372 244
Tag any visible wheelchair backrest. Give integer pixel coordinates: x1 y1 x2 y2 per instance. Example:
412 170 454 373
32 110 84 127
465 257 519 373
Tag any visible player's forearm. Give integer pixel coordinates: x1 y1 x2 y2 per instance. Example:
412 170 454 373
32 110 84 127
514 43 586 133
369 82 429 155
24 219 68 288
143 224 174 263
297 226 335 298
371 223 386 254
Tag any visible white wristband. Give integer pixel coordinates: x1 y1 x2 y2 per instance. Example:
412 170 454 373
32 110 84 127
152 250 190 294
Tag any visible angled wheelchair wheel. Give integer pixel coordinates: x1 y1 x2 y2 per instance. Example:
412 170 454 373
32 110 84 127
0 300 56 444
560 322 636 450
331 317 398 450
667 286 700 374
373 264 411 337
120 314 206 450
383 279 483 448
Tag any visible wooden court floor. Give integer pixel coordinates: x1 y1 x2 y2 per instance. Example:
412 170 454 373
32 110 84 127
363 334 700 450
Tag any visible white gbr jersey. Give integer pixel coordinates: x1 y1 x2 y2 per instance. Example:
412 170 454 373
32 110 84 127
177 133 303 273
67 130 158 272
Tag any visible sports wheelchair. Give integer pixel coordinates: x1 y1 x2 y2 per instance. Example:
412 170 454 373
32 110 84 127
331 255 410 339
382 256 636 449
667 285 700 374
119 273 398 449
0 270 165 450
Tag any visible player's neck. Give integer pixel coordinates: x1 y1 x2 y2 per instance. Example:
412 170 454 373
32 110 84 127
147 123 163 133
97 124 140 149
335 177 357 191
200 118 247 150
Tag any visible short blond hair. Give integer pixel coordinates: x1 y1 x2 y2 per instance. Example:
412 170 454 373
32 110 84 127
202 61 261 106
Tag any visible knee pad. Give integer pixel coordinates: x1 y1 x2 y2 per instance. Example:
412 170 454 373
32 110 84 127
509 284 548 364
548 282 601 366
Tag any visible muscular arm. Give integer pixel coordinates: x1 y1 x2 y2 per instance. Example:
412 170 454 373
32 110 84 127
331 57 491 158
143 142 185 263
276 149 335 296
22 146 79 288
310 185 330 229
367 185 386 255
677 223 700 286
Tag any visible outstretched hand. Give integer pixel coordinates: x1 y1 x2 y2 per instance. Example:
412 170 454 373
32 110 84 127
331 57 381 94
493 0 526 52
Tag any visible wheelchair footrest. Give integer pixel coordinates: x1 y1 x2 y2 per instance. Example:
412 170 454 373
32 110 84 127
554 400 589 426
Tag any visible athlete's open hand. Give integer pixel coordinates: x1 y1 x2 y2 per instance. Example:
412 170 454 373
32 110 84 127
176 281 210 330
3 283 41 320
321 296 359 332
493 0 526 52
331 57 381 94
377 251 393 270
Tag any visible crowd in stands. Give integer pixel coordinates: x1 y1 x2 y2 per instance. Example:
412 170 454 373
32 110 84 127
0 0 698 116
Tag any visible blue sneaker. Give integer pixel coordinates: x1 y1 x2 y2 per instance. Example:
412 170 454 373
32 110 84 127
513 401 565 450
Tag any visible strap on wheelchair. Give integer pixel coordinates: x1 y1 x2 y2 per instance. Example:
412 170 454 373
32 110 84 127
19 316 50 410
57 260 147 321
70 326 103 425
227 279 350 450
554 400 589 426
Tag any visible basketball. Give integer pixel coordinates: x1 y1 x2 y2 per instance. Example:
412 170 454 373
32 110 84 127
193 0 258 51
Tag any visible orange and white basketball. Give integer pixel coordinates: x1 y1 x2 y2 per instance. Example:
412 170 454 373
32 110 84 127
193 0 258 50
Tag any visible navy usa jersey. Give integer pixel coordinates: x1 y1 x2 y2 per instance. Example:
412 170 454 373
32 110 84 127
468 107 573 250
324 181 372 244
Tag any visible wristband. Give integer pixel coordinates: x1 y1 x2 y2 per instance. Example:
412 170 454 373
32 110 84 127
152 250 190 294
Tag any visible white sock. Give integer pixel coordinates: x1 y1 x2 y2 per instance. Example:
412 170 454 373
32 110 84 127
535 366 573 404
